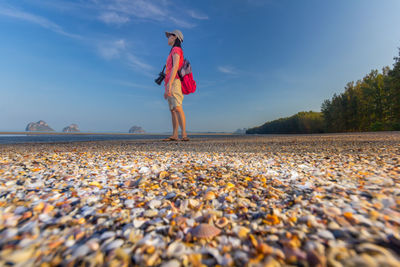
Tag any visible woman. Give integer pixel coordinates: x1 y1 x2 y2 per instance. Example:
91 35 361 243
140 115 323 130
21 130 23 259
163 30 189 141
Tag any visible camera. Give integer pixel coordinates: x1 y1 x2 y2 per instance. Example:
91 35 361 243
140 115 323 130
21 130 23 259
155 65 166 85
155 72 165 85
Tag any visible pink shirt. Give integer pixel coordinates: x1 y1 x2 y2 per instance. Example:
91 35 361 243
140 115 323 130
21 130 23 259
165 47 183 88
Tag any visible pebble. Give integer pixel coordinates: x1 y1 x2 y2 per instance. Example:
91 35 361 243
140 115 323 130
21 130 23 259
318 229 335 240
148 199 162 209
72 245 91 258
161 259 181 267
0 133 399 266
105 239 124 251
100 231 116 240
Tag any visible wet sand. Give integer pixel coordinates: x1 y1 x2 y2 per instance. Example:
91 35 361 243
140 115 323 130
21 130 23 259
0 132 399 266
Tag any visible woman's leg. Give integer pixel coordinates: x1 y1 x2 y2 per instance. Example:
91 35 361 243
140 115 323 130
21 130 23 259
170 109 179 139
175 106 187 138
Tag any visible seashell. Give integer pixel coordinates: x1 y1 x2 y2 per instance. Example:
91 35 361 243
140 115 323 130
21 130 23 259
233 251 249 265
317 229 335 240
1 228 18 240
215 217 229 228
170 173 178 179
191 224 221 239
139 166 150 173
72 244 91 258
188 253 202 266
174 216 187 229
188 199 199 208
306 250 327 267
357 243 397 258
283 246 307 263
165 192 176 199
14 206 28 215
186 218 195 227
343 212 358 223
225 182 235 189
89 181 101 188
166 241 187 258
262 257 281 267
33 202 45 212
65 239 75 247
179 199 189 212
39 213 52 223
200 247 223 265
234 226 250 239
327 221 340 230
144 209 158 217
87 239 100 251
264 214 280 225
138 233 166 248
100 231 116 240
3 247 35 264
114 248 130 263
327 247 351 266
133 218 147 228
204 191 216 200
145 252 160 266
146 245 156 254
298 215 317 226
225 195 234 203
257 243 273 255
124 199 135 208
105 239 124 251
161 259 181 267
148 199 162 209
159 171 169 179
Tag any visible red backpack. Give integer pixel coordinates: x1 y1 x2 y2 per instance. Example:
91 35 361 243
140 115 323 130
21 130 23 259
178 59 196 95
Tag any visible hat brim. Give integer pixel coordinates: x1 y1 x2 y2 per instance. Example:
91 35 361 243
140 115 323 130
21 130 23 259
165 32 174 38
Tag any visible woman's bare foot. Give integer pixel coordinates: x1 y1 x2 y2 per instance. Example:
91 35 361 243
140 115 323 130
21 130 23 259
162 136 179 141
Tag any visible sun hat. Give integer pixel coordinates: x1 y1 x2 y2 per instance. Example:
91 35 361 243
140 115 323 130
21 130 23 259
165 30 183 43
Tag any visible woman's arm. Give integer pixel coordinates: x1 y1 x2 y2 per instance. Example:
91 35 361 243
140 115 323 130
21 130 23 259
166 53 180 95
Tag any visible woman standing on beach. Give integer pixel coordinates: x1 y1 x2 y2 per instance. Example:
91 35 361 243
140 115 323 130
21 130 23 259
163 30 189 141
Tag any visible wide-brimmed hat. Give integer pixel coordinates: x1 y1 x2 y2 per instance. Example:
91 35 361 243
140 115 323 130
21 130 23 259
165 30 183 43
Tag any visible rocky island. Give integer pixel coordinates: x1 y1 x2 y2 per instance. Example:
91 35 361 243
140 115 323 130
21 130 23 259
129 125 145 134
62 124 80 133
25 120 54 132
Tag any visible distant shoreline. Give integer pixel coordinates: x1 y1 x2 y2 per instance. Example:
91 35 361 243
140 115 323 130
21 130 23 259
0 132 235 136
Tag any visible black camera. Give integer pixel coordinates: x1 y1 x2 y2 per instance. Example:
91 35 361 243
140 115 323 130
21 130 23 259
155 65 166 85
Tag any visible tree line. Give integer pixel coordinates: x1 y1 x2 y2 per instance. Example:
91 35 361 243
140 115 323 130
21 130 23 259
246 111 324 134
247 48 400 134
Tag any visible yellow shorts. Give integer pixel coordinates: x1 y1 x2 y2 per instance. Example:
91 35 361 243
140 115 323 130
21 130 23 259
167 79 183 110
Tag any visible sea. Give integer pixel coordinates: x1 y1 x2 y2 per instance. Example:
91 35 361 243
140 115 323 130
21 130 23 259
0 134 233 145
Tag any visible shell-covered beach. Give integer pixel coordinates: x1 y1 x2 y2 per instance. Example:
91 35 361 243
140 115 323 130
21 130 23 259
0 133 399 266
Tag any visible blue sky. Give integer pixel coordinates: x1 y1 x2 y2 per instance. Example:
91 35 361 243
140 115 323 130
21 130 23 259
0 0 399 133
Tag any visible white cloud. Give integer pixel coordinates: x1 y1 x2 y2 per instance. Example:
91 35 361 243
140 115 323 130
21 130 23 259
0 1 192 76
218 66 238 75
97 39 126 59
116 80 154 90
95 0 199 28
103 0 167 23
188 10 209 20
126 53 153 71
0 6 82 39
11 1 206 29
97 39 154 74
99 12 130 25
169 16 196 29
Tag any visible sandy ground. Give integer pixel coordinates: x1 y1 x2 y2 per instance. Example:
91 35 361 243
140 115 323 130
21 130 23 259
0 132 399 266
